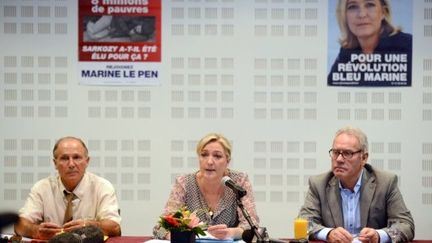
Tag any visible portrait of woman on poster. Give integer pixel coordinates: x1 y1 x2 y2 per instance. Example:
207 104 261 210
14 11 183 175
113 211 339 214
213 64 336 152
327 0 412 86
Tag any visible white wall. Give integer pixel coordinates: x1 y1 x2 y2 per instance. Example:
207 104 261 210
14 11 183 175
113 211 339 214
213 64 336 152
1 0 431 239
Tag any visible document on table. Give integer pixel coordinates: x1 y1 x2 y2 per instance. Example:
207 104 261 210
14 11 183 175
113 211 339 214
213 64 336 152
145 231 245 243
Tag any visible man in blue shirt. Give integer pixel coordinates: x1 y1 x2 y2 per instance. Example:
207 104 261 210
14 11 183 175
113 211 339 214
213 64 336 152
298 126 414 243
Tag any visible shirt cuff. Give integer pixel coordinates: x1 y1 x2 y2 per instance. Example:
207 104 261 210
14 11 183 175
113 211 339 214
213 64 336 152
316 227 333 241
377 229 390 243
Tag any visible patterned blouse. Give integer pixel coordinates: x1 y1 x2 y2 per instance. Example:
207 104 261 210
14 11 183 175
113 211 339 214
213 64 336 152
153 170 260 239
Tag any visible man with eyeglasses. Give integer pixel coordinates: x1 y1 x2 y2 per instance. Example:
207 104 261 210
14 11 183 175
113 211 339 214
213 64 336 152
15 136 121 240
298 126 414 243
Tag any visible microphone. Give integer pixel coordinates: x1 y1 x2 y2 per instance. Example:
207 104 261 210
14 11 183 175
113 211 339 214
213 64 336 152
48 225 104 243
242 229 254 243
242 229 288 243
221 176 247 198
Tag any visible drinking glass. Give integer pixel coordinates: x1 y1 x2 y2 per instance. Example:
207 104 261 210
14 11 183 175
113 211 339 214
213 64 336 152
294 217 308 240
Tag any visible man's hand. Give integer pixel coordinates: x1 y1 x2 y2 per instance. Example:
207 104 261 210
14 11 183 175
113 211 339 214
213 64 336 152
358 227 379 243
327 227 353 243
35 222 62 240
62 218 88 232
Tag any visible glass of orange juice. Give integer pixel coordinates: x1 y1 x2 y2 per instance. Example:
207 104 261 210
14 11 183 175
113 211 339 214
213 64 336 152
294 217 308 240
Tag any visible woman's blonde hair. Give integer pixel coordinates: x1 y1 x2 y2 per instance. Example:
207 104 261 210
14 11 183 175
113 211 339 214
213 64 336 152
196 133 232 162
336 0 400 48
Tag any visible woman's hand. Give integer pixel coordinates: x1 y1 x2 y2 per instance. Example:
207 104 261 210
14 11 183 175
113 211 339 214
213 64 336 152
208 224 231 239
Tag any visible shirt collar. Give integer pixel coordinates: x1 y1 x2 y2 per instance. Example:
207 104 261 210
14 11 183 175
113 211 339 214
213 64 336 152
338 169 363 193
58 172 88 199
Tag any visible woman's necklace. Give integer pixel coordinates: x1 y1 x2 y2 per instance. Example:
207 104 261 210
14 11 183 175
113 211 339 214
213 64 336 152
200 185 223 219
196 174 225 219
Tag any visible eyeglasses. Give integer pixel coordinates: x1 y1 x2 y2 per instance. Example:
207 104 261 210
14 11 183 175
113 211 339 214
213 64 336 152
328 149 362 159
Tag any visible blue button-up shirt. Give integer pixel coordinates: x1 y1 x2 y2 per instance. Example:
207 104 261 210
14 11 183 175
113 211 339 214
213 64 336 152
340 171 362 234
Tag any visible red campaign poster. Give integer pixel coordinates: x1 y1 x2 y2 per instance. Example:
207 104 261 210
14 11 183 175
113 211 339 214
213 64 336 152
78 0 161 85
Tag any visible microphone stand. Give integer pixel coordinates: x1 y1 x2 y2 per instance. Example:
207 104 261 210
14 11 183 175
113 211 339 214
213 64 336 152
235 193 268 243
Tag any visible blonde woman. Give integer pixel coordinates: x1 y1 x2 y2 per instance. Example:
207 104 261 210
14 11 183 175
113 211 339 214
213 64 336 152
153 133 259 240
